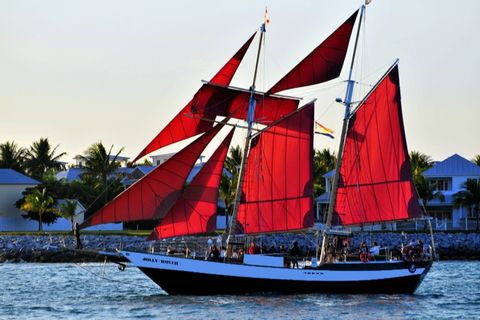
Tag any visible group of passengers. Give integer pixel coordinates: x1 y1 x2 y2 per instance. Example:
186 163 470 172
402 239 428 262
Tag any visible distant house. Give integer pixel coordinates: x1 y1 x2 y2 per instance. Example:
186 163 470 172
0 169 40 231
72 154 130 168
315 154 480 231
315 169 335 223
150 153 176 166
57 154 134 183
55 167 84 183
121 166 155 187
422 154 480 230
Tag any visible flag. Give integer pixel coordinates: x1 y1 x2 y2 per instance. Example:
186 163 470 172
315 121 334 139
264 7 270 25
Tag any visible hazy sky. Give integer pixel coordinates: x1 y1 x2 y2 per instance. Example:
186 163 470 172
1 0 479 164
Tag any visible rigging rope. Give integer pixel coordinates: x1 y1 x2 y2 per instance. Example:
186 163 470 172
71 262 159 291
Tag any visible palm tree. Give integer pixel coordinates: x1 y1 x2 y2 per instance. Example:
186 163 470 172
224 145 242 175
472 154 480 167
0 141 26 173
313 148 336 197
25 138 66 181
416 175 445 207
20 187 56 231
219 145 242 217
58 199 79 232
409 151 433 180
453 179 480 231
415 175 445 230
79 142 124 203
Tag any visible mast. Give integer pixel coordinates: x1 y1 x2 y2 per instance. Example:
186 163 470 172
319 5 365 264
226 24 266 254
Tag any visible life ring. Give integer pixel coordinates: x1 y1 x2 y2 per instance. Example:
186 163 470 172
408 264 416 273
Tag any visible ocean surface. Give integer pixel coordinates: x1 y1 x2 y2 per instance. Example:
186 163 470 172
0 261 479 320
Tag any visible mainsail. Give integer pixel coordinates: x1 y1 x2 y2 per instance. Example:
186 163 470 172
148 128 234 239
333 64 423 225
236 102 315 234
81 122 225 228
267 10 358 94
132 33 256 163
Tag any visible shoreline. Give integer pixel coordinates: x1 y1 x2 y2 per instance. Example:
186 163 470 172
1 232 479 263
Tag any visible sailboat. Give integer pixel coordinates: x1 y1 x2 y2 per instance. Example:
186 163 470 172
81 5 434 295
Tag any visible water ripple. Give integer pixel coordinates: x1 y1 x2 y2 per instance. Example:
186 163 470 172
0 261 478 319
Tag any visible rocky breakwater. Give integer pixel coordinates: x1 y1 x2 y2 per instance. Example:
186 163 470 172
1 232 479 263
0 234 149 263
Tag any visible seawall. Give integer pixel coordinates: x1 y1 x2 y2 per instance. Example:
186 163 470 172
1 232 479 263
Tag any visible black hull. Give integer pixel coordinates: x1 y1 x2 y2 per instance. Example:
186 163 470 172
138 260 432 295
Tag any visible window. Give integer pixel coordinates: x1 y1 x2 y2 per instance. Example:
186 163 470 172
468 207 478 219
428 178 451 191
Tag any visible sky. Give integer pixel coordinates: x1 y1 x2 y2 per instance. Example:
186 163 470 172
1 0 479 165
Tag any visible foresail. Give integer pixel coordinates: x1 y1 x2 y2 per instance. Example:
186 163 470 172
334 64 423 225
132 33 256 163
237 102 315 234
81 122 225 228
148 128 234 240
267 10 358 94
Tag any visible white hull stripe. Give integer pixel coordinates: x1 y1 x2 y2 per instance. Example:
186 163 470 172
121 251 425 282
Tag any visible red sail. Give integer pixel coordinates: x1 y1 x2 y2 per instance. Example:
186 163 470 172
191 83 299 125
148 128 234 239
237 102 315 234
267 11 358 94
81 123 225 228
334 65 423 225
132 33 256 163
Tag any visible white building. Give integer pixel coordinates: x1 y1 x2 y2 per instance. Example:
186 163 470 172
422 154 480 230
0 169 40 231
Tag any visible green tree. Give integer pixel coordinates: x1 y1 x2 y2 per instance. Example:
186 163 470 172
0 141 26 173
58 199 79 232
19 187 56 231
453 179 480 231
79 142 124 203
25 138 66 181
219 145 242 216
409 151 433 180
416 175 445 207
313 148 336 197
472 154 480 167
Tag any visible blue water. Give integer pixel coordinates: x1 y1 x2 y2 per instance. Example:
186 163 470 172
0 261 479 320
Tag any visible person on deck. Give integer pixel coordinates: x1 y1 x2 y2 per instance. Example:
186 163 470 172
74 222 83 249
289 241 301 268
208 245 220 261
369 242 380 256
359 242 370 262
248 241 260 254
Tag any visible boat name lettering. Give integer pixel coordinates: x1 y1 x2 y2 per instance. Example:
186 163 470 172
142 257 179 266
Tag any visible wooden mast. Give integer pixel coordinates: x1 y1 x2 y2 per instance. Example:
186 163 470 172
319 5 365 264
226 23 266 256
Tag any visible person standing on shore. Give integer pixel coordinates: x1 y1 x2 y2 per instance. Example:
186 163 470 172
74 222 83 249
